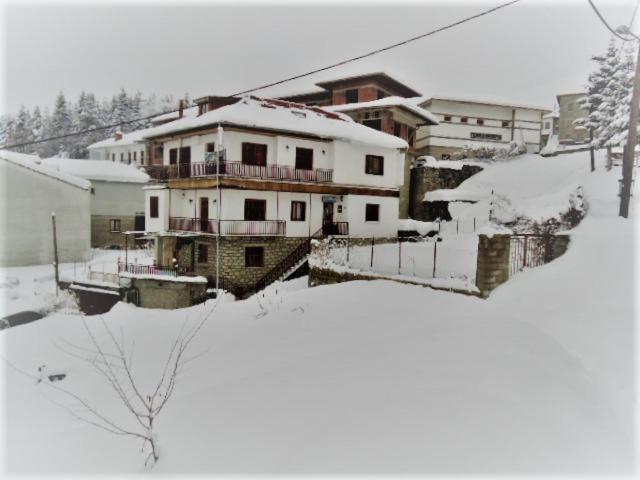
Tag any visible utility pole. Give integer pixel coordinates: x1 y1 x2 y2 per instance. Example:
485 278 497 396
51 211 59 295
215 125 224 297
619 41 640 218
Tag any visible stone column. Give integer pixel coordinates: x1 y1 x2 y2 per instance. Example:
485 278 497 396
475 234 511 298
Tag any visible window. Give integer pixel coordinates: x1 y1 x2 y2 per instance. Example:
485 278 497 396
149 196 159 218
179 146 191 163
444 115 452 122
544 121 551 129
244 199 266 221
242 142 267 166
365 204 380 222
501 120 509 128
345 88 359 104
245 247 264 267
127 152 131 164
295 147 313 170
90 187 95 195
393 122 402 137
111 153 115 162
291 201 306 221
169 148 178 165
470 132 502 141
377 89 386 100
206 142 216 153
460 117 468 123
476 118 484 125
407 127 416 147
141 150 144 165
154 146 163 163
363 119 382 131
365 155 384 175
109 219 121 232
120 153 124 162
197 244 208 263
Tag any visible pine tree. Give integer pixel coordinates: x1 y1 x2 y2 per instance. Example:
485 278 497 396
578 40 636 147
10 106 33 153
49 92 73 156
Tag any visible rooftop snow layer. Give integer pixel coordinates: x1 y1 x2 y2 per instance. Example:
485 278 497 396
0 150 91 190
87 126 158 149
141 96 409 149
39 158 149 183
326 96 439 125
415 95 550 112
150 105 199 124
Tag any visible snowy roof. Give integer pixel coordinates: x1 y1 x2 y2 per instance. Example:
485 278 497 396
39 158 150 183
416 96 551 112
543 111 560 119
0 150 91 190
150 105 199 124
326 97 439 125
142 96 409 149
87 127 157 149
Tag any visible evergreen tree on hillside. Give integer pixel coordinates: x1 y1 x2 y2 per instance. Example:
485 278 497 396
578 40 636 147
48 92 73 156
10 107 33 153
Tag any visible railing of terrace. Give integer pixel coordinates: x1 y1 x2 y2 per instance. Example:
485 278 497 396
169 217 286 236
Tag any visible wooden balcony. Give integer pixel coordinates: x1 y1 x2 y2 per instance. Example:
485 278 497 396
169 217 286 236
145 161 333 183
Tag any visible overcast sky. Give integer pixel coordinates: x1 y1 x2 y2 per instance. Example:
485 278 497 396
1 0 637 115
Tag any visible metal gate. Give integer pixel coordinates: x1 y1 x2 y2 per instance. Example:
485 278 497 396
509 235 552 277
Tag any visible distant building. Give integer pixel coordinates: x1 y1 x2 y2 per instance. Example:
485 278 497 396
414 97 550 158
540 109 559 147
40 158 149 248
556 93 589 144
0 151 91 267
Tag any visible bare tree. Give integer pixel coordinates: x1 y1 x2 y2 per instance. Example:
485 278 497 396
4 302 216 468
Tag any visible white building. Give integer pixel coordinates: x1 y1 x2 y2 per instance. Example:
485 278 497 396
138 96 408 296
0 151 91 267
40 158 149 248
414 97 551 159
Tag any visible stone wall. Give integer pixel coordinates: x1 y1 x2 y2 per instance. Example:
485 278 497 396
129 277 207 309
410 164 483 220
91 215 136 248
173 235 307 291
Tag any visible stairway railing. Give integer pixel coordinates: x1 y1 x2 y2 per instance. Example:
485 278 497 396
254 238 311 293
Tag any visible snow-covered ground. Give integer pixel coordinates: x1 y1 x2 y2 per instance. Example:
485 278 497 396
0 151 636 475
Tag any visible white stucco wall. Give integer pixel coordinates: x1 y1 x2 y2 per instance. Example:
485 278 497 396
0 160 91 267
91 181 147 216
144 187 170 232
89 144 146 166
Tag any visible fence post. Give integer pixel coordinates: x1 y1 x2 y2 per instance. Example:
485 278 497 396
346 237 350 266
456 219 459 235
522 236 528 270
370 237 375 270
432 238 438 278
398 238 402 275
438 220 441 234
473 217 476 233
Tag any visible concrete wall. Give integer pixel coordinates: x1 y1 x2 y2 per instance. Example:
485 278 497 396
131 277 207 309
91 181 146 216
0 160 91 267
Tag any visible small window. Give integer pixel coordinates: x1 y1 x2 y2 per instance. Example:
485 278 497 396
291 201 306 221
365 155 384 175
149 196 159 218
377 89 386 100
295 148 313 170
345 89 359 104
365 204 380 222
110 219 121 232
245 247 264 268
141 150 144 165
90 187 95 195
242 142 267 166
120 153 124 162
169 148 178 165
363 119 382 131
407 127 416 147
460 117 468 123
476 118 484 125
133 151 137 163
197 244 208 263
444 115 452 122
501 120 509 128
206 142 216 153
111 153 115 162
244 199 266 221
544 121 551 129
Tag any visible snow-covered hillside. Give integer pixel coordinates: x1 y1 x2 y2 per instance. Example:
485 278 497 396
0 151 635 475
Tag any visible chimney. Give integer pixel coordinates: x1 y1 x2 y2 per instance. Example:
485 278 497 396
114 131 123 141
179 99 185 119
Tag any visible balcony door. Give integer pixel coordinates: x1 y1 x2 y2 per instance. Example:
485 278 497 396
179 146 191 178
322 199 334 235
200 197 209 232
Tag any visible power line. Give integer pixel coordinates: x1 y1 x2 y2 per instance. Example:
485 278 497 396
587 0 635 40
1 0 522 151
229 0 522 96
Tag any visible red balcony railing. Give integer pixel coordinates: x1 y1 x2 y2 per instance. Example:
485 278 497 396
144 161 333 183
169 217 286 236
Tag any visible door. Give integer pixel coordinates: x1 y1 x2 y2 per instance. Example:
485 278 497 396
322 200 334 235
200 197 209 232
